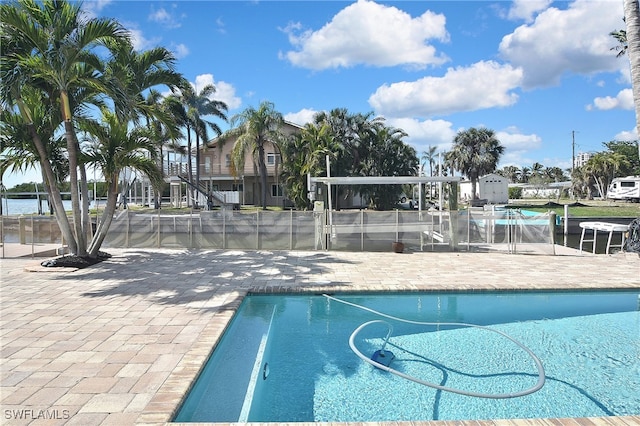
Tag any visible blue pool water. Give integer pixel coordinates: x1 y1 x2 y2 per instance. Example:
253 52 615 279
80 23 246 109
174 291 640 423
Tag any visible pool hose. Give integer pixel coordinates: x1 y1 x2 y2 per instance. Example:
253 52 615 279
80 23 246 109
323 294 546 399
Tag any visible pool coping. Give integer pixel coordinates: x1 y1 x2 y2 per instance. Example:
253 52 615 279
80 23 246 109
147 285 640 426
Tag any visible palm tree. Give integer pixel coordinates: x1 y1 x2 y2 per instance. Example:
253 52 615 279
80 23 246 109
280 123 337 209
222 101 285 209
358 124 418 210
497 165 520 183
519 167 531 183
446 127 505 200
623 0 640 160
81 109 163 255
105 41 183 208
421 146 438 176
420 145 438 201
1 0 128 256
584 151 630 197
186 84 228 193
571 166 593 199
165 82 227 207
531 162 544 178
0 87 69 214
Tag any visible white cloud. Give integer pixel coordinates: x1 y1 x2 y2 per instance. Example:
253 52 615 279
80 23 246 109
494 127 544 168
128 28 161 51
506 0 553 22
282 0 449 70
215 17 226 34
386 117 456 153
499 0 625 89
193 74 242 110
82 0 112 19
172 43 190 59
284 108 318 126
587 89 634 110
614 127 639 141
369 61 523 117
148 6 184 29
496 127 543 151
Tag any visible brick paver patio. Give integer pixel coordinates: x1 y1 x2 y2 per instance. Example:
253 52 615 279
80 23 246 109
1 248 639 425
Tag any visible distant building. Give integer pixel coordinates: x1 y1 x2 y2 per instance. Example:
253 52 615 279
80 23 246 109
574 152 593 168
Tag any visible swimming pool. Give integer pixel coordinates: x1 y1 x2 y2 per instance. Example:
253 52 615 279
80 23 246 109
174 291 640 423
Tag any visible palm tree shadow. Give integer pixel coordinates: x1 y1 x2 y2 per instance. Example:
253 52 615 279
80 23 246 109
75 249 354 312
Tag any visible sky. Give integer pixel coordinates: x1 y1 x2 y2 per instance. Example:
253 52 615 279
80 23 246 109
3 0 638 188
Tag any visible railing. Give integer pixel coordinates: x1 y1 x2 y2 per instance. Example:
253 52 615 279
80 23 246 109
1 208 556 257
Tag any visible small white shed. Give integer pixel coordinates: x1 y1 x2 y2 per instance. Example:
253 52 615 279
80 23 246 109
479 173 509 204
459 173 509 204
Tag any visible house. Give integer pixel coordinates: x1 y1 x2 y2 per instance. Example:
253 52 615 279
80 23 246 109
191 121 303 208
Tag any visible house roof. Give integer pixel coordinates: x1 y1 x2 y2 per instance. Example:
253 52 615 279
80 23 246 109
204 120 303 150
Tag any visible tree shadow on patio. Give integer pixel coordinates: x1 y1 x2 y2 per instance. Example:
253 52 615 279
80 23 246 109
75 249 356 312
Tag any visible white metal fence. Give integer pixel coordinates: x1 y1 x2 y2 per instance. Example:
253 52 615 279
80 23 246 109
1 208 556 257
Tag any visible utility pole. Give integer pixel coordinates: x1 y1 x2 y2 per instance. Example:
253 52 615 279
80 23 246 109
571 130 576 176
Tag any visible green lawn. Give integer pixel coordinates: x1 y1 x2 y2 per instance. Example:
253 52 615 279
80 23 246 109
506 199 640 217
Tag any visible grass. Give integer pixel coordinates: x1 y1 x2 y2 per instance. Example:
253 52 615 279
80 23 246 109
506 199 640 217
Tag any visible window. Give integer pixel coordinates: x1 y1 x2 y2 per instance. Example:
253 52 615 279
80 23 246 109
267 153 281 166
225 154 231 167
232 183 243 192
621 181 636 188
271 184 283 197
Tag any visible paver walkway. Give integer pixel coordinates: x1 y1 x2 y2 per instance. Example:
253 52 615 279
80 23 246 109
1 248 639 426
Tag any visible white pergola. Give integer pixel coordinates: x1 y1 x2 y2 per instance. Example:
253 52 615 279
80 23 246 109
308 175 461 211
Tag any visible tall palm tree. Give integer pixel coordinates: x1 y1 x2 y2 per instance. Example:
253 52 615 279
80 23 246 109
186 84 228 192
421 145 438 201
223 101 284 209
446 127 505 200
1 0 128 256
81 109 163 255
623 0 640 160
165 82 227 207
421 146 438 176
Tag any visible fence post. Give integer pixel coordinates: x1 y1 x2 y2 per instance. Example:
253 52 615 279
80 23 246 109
157 210 161 248
126 209 130 248
361 210 364 251
256 210 260 250
549 211 557 255
19 215 26 245
222 208 226 249
289 209 293 250
189 210 193 249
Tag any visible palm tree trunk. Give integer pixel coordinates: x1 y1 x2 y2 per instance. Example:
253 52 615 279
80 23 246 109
624 0 640 159
64 119 87 256
88 178 119 256
28 123 78 254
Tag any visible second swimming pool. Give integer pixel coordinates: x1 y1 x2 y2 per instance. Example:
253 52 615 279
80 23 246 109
174 291 640 423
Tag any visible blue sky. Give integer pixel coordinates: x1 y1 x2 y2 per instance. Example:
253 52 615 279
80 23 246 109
3 0 637 188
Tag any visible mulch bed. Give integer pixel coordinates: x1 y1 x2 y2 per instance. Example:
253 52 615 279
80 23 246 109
40 251 112 269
